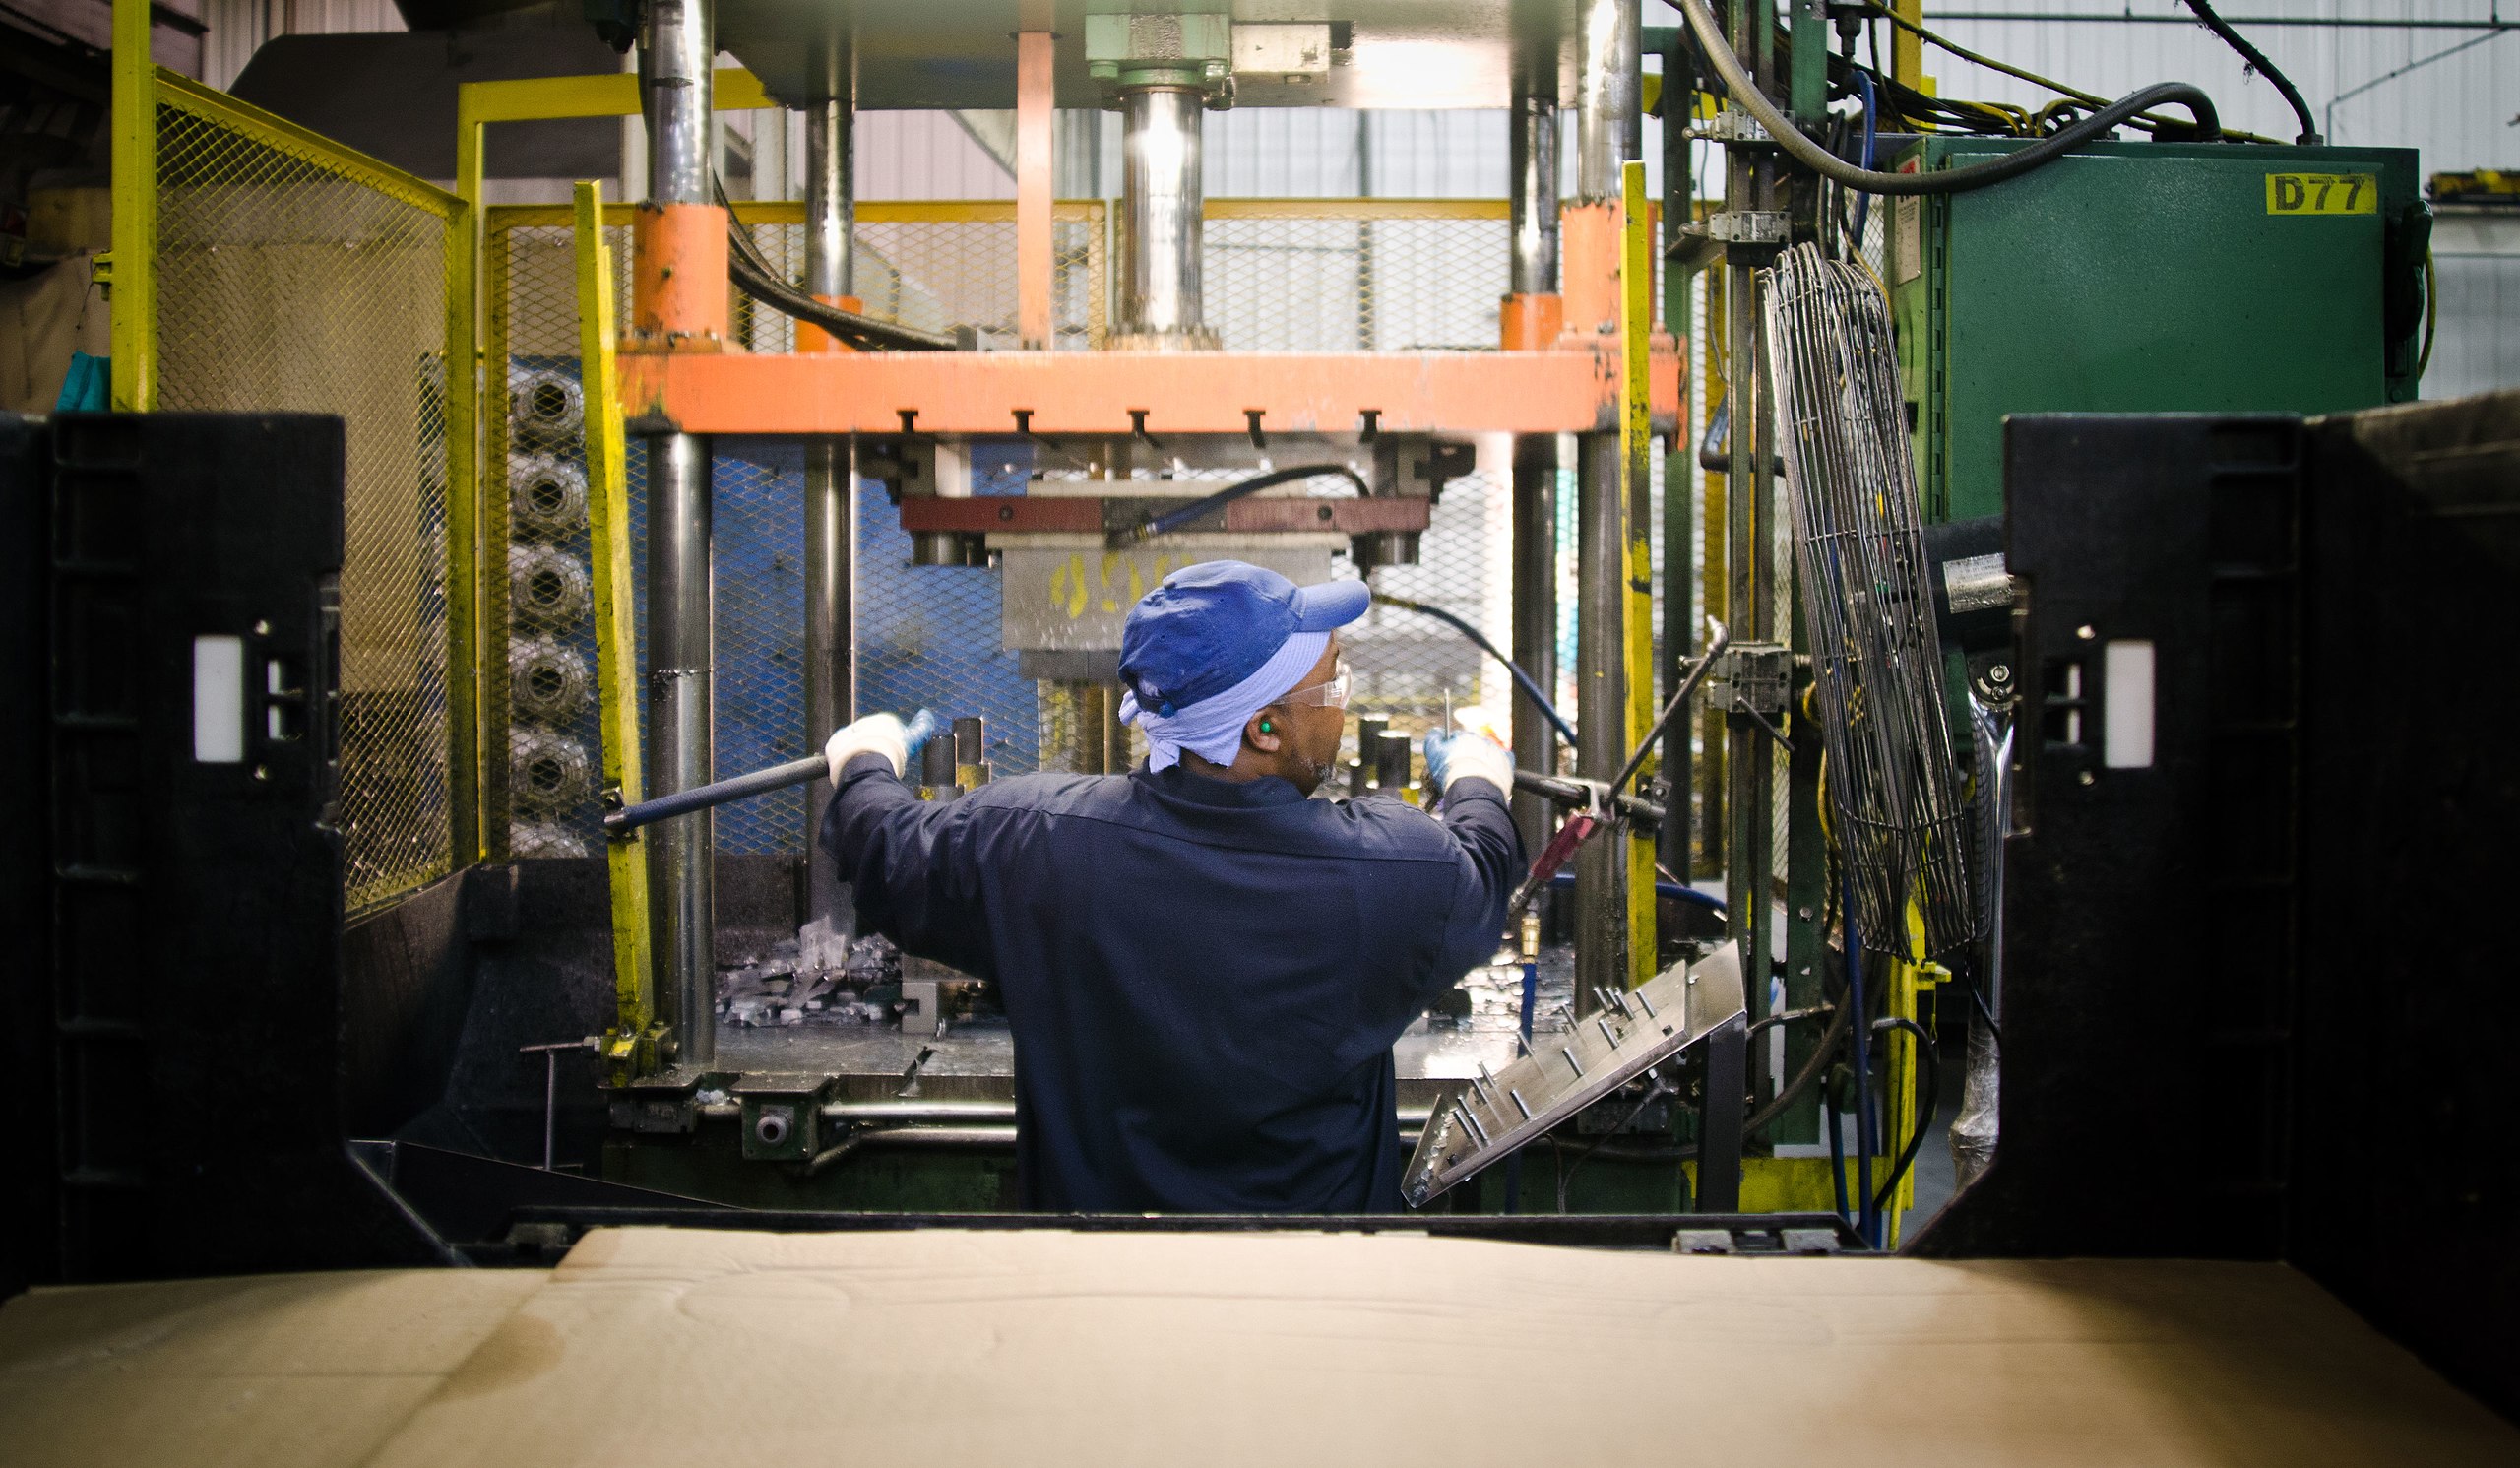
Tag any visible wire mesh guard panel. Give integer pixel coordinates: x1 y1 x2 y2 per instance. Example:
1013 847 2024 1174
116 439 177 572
155 99 452 914
1205 213 1509 351
736 211 1105 352
1761 245 1980 958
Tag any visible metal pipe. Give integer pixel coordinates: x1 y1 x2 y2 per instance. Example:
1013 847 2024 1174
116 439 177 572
801 115 850 299
641 0 715 207
1722 0 1776 1100
1574 0 1641 202
646 432 716 1068
803 1124 1020 1177
1570 0 1635 1013
821 1100 1017 1124
1116 85 1215 348
1511 436 1558 856
1573 430 1625 1015
800 46 856 977
1509 94 1559 296
1508 48 1561 858
642 0 719 1065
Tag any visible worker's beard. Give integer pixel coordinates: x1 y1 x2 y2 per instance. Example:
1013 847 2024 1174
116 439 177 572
1287 748 1337 797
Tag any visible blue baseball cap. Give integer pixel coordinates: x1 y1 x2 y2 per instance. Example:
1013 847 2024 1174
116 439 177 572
1119 561 1370 716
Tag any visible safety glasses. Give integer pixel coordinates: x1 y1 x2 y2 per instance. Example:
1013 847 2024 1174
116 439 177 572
1280 657 1352 710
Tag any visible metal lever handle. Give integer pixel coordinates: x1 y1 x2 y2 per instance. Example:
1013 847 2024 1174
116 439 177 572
602 753 828 837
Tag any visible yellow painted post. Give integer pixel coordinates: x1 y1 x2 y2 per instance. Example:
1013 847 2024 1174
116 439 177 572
1883 958 1922 1246
1621 160 1658 988
575 180 660 1081
1697 261 1727 873
446 91 485 868
1893 0 1925 94
107 0 155 410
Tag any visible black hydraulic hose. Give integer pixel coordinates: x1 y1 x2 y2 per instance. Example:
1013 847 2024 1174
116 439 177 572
1867 1015 1940 1218
715 174 955 351
1378 592 1578 747
1741 995 1855 1139
727 246 957 351
1678 0 2221 196
1124 464 1368 543
2181 0 2320 145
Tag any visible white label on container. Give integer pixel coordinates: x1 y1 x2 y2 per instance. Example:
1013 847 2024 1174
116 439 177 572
193 635 246 763
2103 640 2156 770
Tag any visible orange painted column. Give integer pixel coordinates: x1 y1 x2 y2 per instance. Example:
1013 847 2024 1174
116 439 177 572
1016 31 1056 350
794 296 865 354
1558 201 1621 341
631 201 731 349
1499 293 1565 351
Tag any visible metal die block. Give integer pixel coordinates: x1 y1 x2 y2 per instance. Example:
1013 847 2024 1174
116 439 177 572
859 437 972 499
900 978 943 1038
998 543 1334 652
738 1077 836 1161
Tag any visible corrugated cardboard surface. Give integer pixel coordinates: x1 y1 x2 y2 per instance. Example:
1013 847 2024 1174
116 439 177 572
6 1229 2514 1466
0 1268 546 1468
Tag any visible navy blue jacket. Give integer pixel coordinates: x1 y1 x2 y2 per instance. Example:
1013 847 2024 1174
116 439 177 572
823 756 1522 1213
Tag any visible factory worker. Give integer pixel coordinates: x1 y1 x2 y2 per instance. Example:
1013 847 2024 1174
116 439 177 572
821 560 1523 1213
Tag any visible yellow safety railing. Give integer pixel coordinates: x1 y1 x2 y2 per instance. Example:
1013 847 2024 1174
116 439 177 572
570 180 662 1082
110 0 467 917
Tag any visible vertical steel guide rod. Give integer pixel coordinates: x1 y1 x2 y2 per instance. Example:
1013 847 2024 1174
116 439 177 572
1721 0 1773 1095
1570 0 1641 1018
642 0 718 1067
1508 35 1561 860
798 27 856 976
1115 82 1214 349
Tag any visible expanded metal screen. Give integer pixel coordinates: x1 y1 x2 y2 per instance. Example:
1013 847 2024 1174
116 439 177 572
151 78 456 915
738 202 1107 352
1205 201 1510 352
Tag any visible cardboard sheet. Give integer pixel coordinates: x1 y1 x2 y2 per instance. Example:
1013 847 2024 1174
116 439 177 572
5 1230 2513 1466
0 1268 545 1468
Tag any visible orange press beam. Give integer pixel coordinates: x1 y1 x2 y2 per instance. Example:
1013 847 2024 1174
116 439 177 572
619 349 1678 437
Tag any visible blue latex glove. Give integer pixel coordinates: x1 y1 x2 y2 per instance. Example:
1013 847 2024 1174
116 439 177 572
901 708 942 756
1423 727 1514 798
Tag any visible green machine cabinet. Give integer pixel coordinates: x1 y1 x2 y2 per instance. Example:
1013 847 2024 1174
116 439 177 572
1890 138 2427 522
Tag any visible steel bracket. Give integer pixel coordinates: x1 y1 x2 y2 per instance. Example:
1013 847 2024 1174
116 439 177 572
1707 643 1794 716
1691 109 1774 147
1702 211 1790 244
737 1075 838 1161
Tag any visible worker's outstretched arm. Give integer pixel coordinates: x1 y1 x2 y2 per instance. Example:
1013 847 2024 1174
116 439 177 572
819 716 1000 980
1427 773 1524 981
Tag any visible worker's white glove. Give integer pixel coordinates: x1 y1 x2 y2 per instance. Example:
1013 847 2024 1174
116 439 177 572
825 709 940 782
1423 727 1514 798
